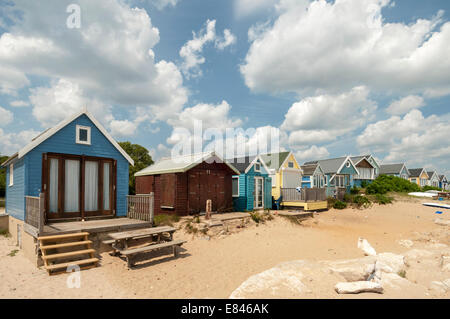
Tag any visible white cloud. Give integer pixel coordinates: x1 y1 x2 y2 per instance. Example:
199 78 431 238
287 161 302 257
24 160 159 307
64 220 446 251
281 86 377 146
109 120 138 137
215 29 237 50
0 0 187 124
9 100 29 107
0 106 13 126
234 0 277 18
386 95 425 115
0 128 40 156
29 78 113 128
241 0 450 97
167 100 242 133
150 0 180 10
295 145 330 163
357 109 450 167
179 19 236 79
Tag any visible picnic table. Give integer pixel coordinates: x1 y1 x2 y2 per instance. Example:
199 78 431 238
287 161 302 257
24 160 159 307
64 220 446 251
104 226 186 267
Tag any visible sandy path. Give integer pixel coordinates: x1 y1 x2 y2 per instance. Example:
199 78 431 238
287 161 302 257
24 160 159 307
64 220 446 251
0 198 448 298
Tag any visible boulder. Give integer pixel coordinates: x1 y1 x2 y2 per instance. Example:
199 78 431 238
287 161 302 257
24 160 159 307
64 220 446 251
328 257 377 282
375 253 406 275
358 237 377 256
229 261 308 299
434 218 450 226
335 281 383 294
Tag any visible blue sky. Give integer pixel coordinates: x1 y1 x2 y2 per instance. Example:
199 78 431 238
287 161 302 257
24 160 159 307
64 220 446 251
0 0 449 176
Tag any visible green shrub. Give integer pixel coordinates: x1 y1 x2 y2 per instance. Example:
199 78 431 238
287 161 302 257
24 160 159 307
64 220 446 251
250 212 263 224
366 175 420 194
353 195 371 208
350 186 360 195
374 194 393 205
422 185 442 192
153 214 180 227
343 193 352 203
333 200 347 210
327 197 338 209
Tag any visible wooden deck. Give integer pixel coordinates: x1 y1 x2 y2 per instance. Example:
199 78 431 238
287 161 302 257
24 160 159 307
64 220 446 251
42 217 152 236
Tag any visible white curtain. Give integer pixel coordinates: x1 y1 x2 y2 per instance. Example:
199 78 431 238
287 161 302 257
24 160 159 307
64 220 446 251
84 161 98 211
64 160 80 212
49 158 59 213
103 163 110 210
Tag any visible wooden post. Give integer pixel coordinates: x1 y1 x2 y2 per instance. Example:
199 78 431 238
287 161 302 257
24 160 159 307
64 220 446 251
39 193 45 235
205 199 212 220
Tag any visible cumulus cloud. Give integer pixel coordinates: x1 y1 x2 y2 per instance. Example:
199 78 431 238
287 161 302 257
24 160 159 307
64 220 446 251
29 79 113 128
386 95 425 115
234 0 277 18
357 109 450 166
0 106 13 126
0 128 40 156
281 86 377 146
180 19 236 79
241 0 450 97
295 145 330 164
149 0 180 10
0 0 188 124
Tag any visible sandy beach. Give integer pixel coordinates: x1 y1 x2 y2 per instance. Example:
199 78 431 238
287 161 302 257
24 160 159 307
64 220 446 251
0 196 449 299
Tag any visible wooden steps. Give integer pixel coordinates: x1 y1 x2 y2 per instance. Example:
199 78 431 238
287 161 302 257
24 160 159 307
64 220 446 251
38 232 99 275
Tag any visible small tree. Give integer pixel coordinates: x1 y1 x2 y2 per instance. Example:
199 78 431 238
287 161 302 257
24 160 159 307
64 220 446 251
118 142 154 195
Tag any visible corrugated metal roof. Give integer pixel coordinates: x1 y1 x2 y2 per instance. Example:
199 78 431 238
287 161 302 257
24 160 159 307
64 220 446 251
380 164 405 175
135 151 240 176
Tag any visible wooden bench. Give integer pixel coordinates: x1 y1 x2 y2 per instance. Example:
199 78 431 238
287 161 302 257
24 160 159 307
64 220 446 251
120 239 186 268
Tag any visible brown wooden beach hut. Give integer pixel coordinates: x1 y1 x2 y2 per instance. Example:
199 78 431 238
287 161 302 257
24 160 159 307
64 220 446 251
135 152 240 216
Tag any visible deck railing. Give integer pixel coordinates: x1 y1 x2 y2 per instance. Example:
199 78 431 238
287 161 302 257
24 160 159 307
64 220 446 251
127 194 154 224
25 193 45 235
281 188 326 202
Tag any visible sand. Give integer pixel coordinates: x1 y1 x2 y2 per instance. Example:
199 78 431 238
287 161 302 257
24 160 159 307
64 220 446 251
0 196 449 299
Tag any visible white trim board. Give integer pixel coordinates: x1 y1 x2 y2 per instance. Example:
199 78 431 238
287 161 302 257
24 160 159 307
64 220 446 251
17 110 134 165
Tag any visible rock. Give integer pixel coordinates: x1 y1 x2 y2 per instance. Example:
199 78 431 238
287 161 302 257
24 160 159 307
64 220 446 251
434 218 450 226
375 253 406 275
357 237 377 256
429 281 449 294
229 261 308 299
328 257 377 282
335 281 383 294
398 239 414 248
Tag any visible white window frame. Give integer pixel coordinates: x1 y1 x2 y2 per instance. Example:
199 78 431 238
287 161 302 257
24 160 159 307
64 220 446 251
232 176 239 197
9 163 13 186
76 125 91 145
254 163 261 172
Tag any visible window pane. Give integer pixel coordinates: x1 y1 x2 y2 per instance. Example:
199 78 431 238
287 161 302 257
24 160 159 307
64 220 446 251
49 159 59 213
84 161 98 211
103 163 110 210
232 178 239 196
79 129 88 141
64 160 80 212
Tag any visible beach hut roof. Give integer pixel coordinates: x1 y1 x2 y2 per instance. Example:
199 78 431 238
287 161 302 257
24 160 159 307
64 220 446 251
380 164 406 175
135 151 240 176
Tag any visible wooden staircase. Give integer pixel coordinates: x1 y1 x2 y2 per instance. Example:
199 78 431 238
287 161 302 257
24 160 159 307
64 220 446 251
38 232 99 275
